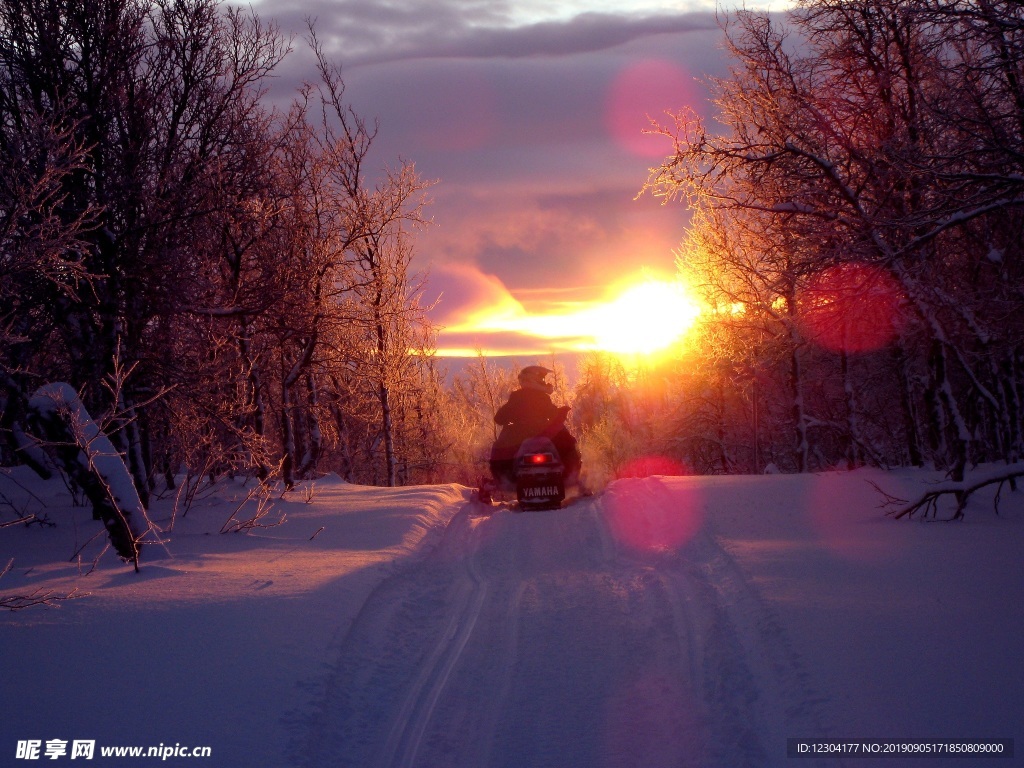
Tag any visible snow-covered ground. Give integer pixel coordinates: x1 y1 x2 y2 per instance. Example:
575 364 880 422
1 466 1021 766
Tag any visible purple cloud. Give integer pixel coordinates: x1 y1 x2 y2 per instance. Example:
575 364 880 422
267 2 720 66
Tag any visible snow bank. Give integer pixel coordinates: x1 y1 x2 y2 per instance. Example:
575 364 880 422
0 470 467 764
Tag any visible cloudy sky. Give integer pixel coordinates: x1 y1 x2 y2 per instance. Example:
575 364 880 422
259 0 790 356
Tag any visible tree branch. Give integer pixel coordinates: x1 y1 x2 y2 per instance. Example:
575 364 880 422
876 467 1024 520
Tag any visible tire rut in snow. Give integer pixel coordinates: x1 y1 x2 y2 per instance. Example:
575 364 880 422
620 477 835 768
296 483 831 768
295 505 488 768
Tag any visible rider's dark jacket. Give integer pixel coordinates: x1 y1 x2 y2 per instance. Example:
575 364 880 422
490 387 560 463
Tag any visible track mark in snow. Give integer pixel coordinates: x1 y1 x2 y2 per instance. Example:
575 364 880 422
595 477 836 767
654 571 701 688
686 528 835 767
635 478 835 768
380 514 489 768
472 578 526 768
294 506 487 768
296 483 834 768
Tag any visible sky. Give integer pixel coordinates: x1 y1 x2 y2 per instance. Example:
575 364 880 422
259 0 793 357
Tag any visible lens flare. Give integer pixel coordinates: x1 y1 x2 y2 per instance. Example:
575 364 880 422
799 263 905 354
615 455 689 479
605 59 694 158
604 477 702 555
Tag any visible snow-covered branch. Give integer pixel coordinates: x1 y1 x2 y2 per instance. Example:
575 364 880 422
876 466 1024 521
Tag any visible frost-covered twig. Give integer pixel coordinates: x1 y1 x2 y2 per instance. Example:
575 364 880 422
220 480 286 533
0 559 89 610
302 482 317 504
0 512 54 529
171 470 217 523
0 485 56 529
68 529 109 570
1 586 87 610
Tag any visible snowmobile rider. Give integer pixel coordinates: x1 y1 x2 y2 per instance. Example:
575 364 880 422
489 365 581 490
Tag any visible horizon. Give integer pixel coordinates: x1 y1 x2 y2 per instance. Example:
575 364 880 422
255 0 795 357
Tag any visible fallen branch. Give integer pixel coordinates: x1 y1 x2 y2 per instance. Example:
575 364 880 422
875 467 1024 520
0 558 89 610
27 383 150 569
1 586 87 610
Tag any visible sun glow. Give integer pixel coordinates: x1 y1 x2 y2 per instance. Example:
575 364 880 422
582 279 701 355
439 273 702 358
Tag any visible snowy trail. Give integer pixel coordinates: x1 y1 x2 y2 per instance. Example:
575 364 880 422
4 468 1021 766
296 478 833 768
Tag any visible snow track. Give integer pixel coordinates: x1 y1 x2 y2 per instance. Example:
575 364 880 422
380 527 488 768
296 479 834 768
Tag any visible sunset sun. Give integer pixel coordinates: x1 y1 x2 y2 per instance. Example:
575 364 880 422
434 269 702 358
583 278 701 355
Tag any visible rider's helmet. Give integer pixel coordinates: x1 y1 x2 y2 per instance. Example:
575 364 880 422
519 365 554 393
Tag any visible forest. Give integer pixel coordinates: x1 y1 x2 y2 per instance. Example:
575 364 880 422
2 0 1024 562
0 0 444 499
642 0 1024 485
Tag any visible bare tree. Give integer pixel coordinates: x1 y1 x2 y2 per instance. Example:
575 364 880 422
280 34 434 488
647 0 1024 484
0 0 289 495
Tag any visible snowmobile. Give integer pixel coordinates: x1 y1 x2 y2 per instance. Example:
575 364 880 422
478 408 581 510
512 435 567 511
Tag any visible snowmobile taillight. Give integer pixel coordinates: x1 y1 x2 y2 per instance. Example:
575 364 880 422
525 452 554 465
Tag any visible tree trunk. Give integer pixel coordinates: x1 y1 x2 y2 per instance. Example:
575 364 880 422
297 372 322 479
120 393 151 509
280 378 296 490
28 383 148 569
379 380 397 487
924 339 949 466
239 324 269 480
893 345 924 467
841 350 862 467
1004 353 1023 462
787 292 809 473
931 340 970 482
